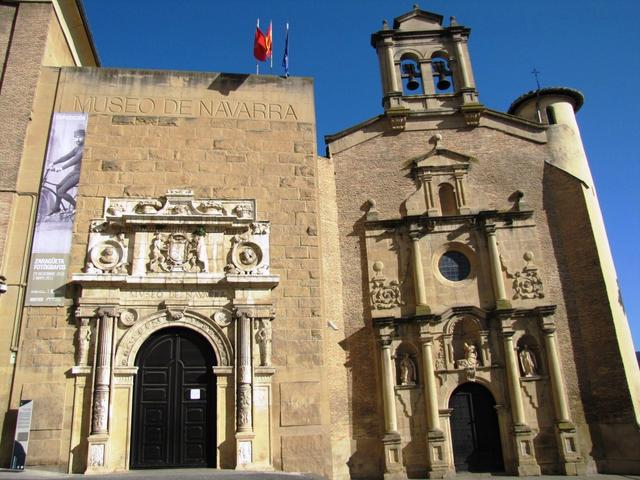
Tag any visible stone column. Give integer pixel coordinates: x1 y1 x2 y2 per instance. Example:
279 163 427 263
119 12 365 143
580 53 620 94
499 321 541 476
377 323 406 480
410 233 430 315
235 310 255 469
540 317 582 474
418 324 447 478
485 224 511 309
86 306 119 473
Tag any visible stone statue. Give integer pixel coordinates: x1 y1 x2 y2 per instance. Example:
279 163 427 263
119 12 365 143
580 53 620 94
195 235 209 272
464 342 478 367
256 319 272 366
148 232 165 272
399 353 416 385
76 318 91 365
518 344 538 377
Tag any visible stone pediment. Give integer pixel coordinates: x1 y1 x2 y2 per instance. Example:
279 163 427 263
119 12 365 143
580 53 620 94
393 8 444 30
406 147 476 172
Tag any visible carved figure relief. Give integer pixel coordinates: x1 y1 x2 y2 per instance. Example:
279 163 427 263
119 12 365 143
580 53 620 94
213 309 232 327
233 204 253 219
85 235 129 274
75 317 91 366
256 319 272 366
434 341 446 371
147 232 208 273
237 383 252 428
119 308 138 327
135 199 162 214
87 444 105 467
91 393 108 433
398 353 417 385
198 200 227 215
251 222 269 235
370 261 404 310
518 344 539 377
226 232 267 275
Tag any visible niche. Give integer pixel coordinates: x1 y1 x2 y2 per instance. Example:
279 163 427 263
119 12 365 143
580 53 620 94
395 343 419 386
438 183 458 216
517 334 541 377
452 316 482 368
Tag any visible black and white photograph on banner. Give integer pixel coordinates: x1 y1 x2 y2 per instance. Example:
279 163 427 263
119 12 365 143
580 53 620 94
26 112 87 306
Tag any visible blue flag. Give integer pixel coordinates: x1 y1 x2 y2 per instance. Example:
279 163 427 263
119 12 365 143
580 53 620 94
282 23 289 77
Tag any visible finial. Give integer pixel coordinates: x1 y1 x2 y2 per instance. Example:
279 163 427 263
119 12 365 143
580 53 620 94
431 133 443 148
450 16 459 26
382 19 389 30
413 3 419 10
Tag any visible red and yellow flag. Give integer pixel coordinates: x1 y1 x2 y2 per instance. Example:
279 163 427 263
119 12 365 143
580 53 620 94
253 20 272 62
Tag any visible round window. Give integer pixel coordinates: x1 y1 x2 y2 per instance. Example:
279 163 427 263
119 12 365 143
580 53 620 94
438 251 470 281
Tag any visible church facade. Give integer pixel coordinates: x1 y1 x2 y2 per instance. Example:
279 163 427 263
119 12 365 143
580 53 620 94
0 2 638 478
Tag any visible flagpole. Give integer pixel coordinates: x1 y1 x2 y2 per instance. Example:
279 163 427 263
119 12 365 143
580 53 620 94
270 20 273 69
256 18 259 75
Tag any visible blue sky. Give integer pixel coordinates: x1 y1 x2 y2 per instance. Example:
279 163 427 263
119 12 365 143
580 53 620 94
82 0 640 349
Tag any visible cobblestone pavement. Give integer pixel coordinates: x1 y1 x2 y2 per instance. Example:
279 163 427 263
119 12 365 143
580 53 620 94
0 470 638 480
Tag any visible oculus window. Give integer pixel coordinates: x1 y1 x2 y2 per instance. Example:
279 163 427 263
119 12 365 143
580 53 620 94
438 251 470 281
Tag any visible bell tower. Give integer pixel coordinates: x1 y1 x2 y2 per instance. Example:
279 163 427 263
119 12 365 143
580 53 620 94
371 4 483 129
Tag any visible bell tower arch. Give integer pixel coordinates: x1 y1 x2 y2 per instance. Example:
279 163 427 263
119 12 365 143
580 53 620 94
371 4 483 128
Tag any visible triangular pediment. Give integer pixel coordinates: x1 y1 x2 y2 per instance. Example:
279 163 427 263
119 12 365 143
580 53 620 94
393 8 444 31
405 147 476 170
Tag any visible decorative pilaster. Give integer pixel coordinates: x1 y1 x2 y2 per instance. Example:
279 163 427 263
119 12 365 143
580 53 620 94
499 317 541 476
235 310 255 470
377 322 406 480
453 168 470 214
409 232 430 315
418 322 448 479
540 315 583 475
485 224 511 309
86 306 119 474
418 173 439 216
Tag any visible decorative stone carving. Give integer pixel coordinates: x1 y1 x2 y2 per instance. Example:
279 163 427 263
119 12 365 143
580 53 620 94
518 344 539 377
85 235 129 274
135 199 162 214
75 317 91 366
147 232 208 273
256 319 272 366
237 383 252 428
233 204 253 219
504 252 545 300
251 222 269 235
117 311 232 367
226 232 267 275
370 261 404 310
167 308 187 321
213 309 232 327
398 353 416 385
434 341 446 371
106 202 126 216
238 441 252 465
198 200 227 215
456 341 480 372
89 219 107 233
171 204 190 215
91 394 108 434
119 308 137 327
87 443 105 467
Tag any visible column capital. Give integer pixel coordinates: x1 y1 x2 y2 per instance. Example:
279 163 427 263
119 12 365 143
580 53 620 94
539 315 557 335
97 306 120 319
484 223 497 235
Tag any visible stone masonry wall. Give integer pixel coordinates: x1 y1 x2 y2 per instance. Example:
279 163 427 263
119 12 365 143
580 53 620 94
11 69 335 473
329 118 595 476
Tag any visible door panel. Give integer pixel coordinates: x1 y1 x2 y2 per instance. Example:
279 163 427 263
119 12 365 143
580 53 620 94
449 383 503 472
131 328 216 469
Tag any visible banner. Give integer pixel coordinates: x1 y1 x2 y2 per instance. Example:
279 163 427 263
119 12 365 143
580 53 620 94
10 400 33 470
26 113 87 306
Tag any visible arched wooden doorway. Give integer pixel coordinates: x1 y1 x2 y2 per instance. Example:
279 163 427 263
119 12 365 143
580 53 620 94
448 383 503 472
131 327 217 469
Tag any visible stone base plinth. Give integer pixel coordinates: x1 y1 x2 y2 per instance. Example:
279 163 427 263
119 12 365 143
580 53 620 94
382 432 407 480
85 434 110 474
512 424 541 476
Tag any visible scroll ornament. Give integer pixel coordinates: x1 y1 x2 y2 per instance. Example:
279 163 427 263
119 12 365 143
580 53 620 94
370 261 404 310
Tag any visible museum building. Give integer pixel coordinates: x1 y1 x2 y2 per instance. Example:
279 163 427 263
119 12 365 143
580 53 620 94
0 1 638 478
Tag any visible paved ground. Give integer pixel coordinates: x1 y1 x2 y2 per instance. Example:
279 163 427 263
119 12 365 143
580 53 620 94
0 470 638 480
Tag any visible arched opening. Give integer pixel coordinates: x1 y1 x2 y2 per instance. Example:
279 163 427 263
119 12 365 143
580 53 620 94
431 52 454 93
400 54 424 95
131 327 217 469
438 183 458 216
448 383 503 472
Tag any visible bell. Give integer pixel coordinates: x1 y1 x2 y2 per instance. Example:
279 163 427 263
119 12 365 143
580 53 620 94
407 77 420 91
436 74 451 90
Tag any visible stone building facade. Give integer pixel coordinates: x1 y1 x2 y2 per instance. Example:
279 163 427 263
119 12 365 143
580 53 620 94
0 2 638 478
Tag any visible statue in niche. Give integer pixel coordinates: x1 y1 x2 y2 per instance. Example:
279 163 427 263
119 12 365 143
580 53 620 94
399 353 416 385
256 319 272 366
149 232 166 272
195 235 209 272
464 342 478 367
518 344 538 377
